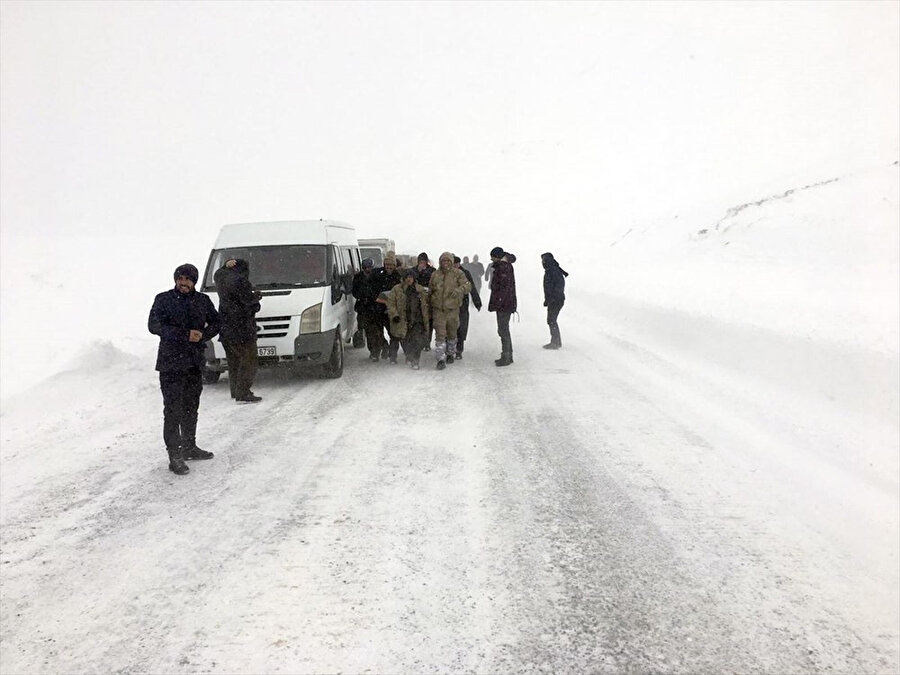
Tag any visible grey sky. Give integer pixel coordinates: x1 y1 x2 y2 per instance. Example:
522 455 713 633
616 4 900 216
2 1 897 257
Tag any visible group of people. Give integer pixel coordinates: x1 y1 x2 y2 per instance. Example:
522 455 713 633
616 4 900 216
147 247 568 475
352 251 484 370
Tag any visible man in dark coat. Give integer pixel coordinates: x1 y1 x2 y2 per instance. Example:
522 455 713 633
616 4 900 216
352 258 381 359
488 246 517 367
453 255 482 359
414 252 436 350
148 263 220 475
371 254 403 362
214 258 262 402
541 252 569 349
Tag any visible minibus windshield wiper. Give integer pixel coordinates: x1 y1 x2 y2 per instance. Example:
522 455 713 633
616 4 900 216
255 281 324 288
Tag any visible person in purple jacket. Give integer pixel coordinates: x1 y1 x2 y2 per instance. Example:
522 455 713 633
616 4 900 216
487 246 517 367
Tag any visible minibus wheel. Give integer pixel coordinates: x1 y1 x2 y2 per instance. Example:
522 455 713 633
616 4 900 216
321 331 344 378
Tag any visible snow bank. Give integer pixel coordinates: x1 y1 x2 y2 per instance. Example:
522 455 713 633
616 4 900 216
593 161 900 355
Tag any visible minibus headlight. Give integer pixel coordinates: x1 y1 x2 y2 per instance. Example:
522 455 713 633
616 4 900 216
299 303 322 334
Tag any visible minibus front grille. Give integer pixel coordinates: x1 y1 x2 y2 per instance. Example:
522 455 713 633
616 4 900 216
259 290 291 297
258 332 288 338
258 316 291 322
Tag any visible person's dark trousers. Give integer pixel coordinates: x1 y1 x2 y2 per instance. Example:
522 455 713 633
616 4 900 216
388 335 401 360
159 367 203 452
457 305 470 355
223 340 258 398
402 324 426 364
364 313 386 357
546 302 563 347
496 311 513 360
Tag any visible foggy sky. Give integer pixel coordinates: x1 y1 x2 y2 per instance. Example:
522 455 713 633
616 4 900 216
2 1 898 255
1 1 898 396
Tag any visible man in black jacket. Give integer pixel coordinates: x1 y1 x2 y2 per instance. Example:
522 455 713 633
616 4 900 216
453 255 482 359
414 252 436 350
352 258 384 361
148 263 220 475
541 252 568 349
214 258 262 403
371 254 403 362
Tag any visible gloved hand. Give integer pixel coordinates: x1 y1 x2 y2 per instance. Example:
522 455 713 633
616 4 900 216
543 301 548 307
392 315 400 324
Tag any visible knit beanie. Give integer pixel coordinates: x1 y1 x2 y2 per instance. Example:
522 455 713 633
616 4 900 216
174 263 199 284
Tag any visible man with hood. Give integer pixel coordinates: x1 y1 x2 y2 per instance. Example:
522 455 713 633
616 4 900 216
385 268 431 369
148 263 220 475
488 246 517 366
541 252 569 349
428 251 471 369
453 255 482 359
214 258 262 402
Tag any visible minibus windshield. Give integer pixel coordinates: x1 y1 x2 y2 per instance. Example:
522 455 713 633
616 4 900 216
203 245 328 290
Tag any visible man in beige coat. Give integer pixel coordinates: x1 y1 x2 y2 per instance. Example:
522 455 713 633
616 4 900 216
428 251 471 370
385 269 431 369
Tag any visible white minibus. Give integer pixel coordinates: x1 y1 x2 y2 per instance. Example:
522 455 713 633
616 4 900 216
201 220 361 379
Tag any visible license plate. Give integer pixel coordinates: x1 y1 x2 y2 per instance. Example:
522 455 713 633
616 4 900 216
258 346 276 357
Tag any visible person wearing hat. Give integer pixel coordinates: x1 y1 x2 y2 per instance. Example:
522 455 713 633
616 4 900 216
428 251 471 370
541 252 569 349
385 268 431 369
488 246 517 366
214 258 262 403
148 263 220 475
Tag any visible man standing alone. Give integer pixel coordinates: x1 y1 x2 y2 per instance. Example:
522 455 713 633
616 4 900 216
215 258 262 402
148 264 219 475
488 246 517 367
541 252 568 349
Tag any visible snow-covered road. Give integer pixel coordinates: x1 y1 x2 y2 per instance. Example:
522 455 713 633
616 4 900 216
2 296 897 674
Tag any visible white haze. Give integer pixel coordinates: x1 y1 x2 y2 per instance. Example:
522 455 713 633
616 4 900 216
1 1 898 397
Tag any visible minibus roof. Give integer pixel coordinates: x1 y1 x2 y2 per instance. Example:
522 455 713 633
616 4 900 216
213 220 355 248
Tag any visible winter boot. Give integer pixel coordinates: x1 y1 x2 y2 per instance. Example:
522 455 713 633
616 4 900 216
167 448 189 475
436 360 446 371
184 445 214 460
494 354 512 367
446 354 455 364
543 343 560 350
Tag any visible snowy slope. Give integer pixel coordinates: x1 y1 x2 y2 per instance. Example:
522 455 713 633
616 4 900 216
1 163 898 673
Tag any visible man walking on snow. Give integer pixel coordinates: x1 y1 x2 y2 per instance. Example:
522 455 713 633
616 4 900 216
428 251 471 370
453 255 482 359
148 263 219 475
488 246 517 366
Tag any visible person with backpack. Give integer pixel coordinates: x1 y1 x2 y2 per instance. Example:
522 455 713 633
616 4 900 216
541 252 568 350
488 246 517 367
